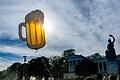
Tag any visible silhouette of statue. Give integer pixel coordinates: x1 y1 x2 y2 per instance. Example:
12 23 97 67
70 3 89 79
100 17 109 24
105 34 116 61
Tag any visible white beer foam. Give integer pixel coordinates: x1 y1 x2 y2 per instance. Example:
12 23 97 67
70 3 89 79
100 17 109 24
25 9 44 23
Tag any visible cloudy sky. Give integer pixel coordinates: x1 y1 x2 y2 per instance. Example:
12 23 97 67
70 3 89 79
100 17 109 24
0 0 120 71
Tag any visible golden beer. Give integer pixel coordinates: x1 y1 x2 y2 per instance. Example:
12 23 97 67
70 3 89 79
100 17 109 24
19 10 45 50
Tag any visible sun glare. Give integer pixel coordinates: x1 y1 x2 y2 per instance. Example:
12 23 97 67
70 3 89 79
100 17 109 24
43 17 54 33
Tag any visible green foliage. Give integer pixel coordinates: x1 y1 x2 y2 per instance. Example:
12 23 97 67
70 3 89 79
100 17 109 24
87 53 102 60
0 49 76 80
49 56 65 79
62 49 75 57
28 56 50 78
16 56 50 80
17 63 30 79
0 57 50 80
8 62 21 72
0 63 20 80
50 49 76 79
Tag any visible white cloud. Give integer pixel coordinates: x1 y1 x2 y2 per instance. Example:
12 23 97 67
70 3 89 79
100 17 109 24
0 57 13 71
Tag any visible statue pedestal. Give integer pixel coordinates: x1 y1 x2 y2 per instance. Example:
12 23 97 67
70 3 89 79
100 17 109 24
106 61 118 75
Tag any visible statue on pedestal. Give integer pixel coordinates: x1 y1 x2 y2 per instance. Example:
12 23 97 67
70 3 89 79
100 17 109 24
105 34 116 61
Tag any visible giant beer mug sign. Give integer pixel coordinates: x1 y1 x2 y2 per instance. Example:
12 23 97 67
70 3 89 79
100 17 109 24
19 10 45 50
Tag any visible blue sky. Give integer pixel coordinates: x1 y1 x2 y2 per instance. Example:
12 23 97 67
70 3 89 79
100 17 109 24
0 0 120 70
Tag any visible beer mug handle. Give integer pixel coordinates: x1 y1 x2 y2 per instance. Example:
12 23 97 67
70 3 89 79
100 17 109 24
19 22 26 41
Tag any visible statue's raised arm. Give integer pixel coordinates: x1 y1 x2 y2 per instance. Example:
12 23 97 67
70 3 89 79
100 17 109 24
109 34 115 43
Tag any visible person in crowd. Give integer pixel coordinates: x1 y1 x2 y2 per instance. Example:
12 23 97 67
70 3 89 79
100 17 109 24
84 77 96 80
108 75 116 80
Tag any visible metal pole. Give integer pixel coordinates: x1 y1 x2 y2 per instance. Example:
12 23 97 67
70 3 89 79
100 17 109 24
23 56 27 80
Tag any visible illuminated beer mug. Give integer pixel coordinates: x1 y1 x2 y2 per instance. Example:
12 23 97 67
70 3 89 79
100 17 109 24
19 10 45 50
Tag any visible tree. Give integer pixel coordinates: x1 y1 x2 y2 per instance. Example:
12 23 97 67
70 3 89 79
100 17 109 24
28 56 50 80
17 63 30 80
87 53 102 60
5 62 21 80
50 49 76 79
0 62 22 80
49 56 62 79
8 62 21 73
75 58 97 76
62 49 75 57
16 57 50 80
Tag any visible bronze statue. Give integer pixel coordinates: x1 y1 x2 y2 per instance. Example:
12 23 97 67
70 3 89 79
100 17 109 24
105 34 116 61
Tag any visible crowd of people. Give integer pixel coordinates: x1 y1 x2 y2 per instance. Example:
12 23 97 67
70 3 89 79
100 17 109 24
84 74 117 80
